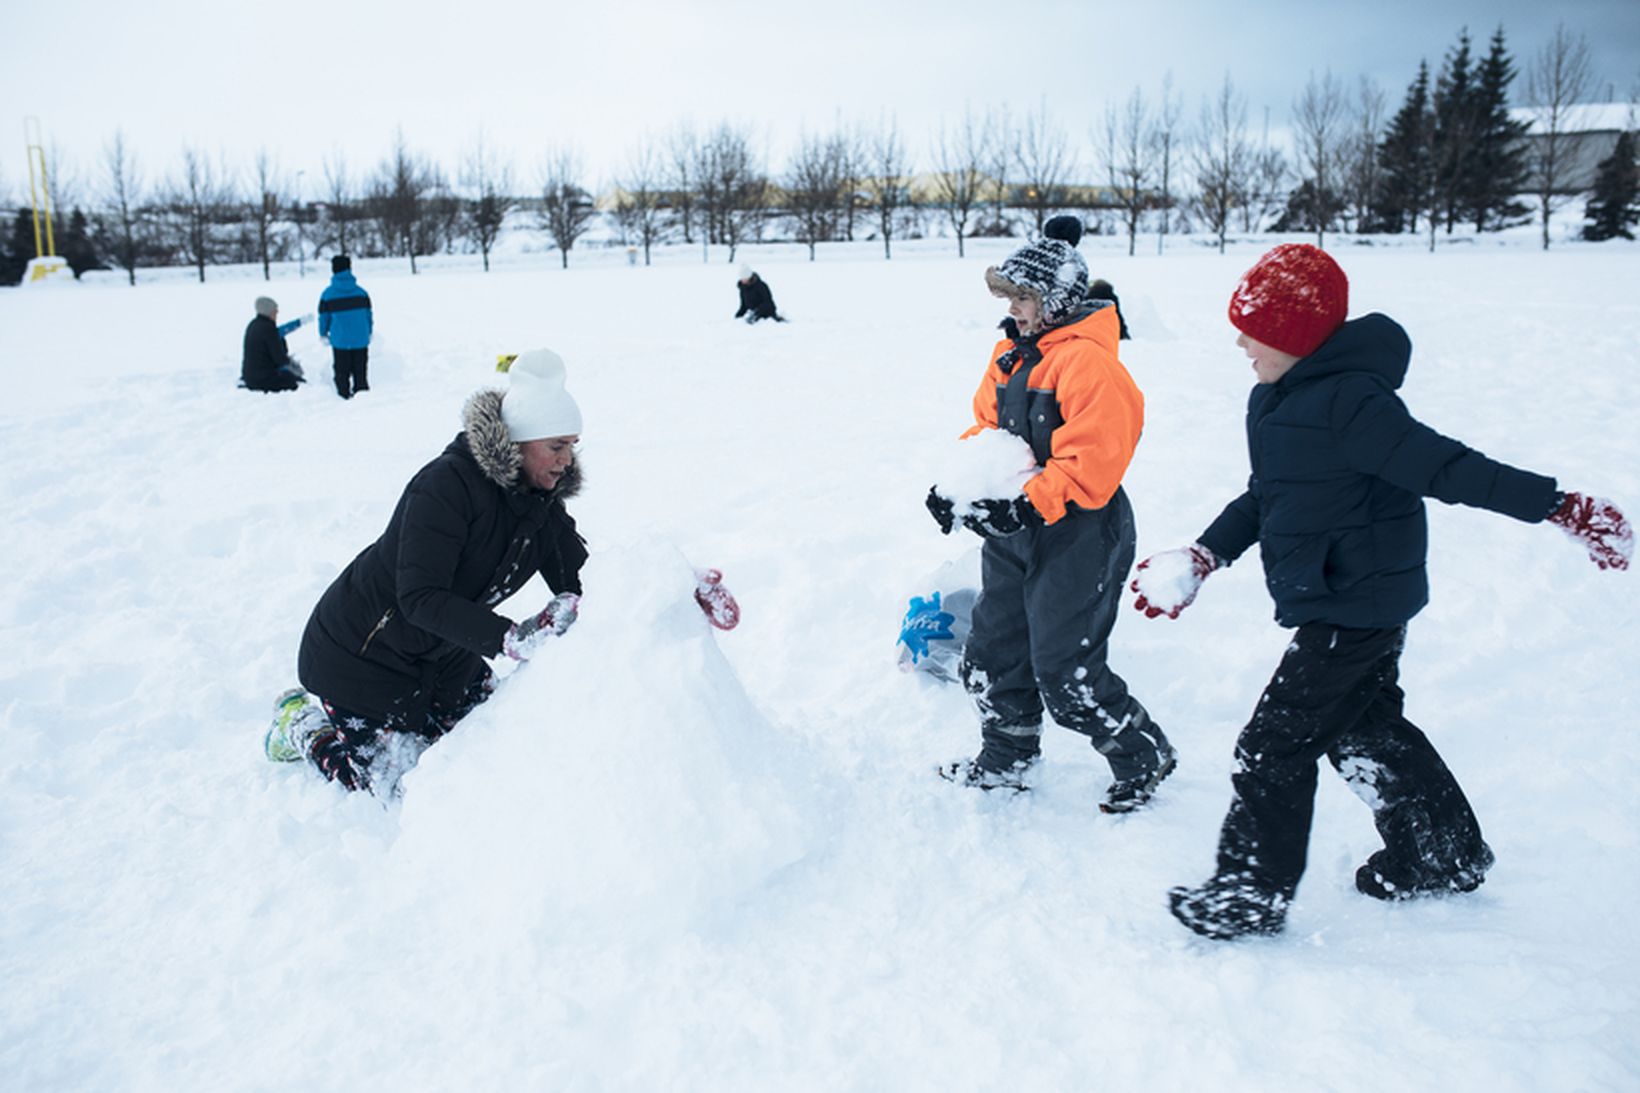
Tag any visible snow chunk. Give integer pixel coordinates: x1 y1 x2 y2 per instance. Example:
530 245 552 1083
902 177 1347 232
384 541 811 938
930 429 1039 508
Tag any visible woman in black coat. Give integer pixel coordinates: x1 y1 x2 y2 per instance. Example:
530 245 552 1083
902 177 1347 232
283 349 589 791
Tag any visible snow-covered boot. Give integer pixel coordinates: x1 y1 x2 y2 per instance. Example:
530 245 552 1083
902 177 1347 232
1354 845 1494 902
1100 750 1177 814
1168 875 1290 940
264 688 331 763
937 755 1036 792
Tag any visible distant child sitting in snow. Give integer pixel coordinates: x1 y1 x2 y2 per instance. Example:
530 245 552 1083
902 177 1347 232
239 296 310 392
734 265 784 323
925 218 1176 814
1134 243 1634 940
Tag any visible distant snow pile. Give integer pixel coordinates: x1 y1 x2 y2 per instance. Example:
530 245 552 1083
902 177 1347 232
931 428 1039 510
383 542 811 938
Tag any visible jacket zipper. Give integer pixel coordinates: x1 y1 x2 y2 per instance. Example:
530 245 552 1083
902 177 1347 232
359 608 393 654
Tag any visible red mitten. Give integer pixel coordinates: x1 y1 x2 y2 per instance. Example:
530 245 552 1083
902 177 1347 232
694 569 741 631
1131 544 1222 619
1547 492 1633 571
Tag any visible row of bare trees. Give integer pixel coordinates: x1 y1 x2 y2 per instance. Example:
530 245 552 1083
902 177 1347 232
6 23 1623 285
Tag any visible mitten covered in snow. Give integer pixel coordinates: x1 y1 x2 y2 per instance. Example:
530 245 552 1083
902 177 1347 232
502 592 582 660
926 487 957 535
1131 543 1222 619
1547 491 1632 571
962 496 1042 538
694 568 741 630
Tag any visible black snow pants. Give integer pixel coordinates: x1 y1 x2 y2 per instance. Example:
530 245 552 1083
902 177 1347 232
1214 623 1492 898
332 347 369 398
959 487 1171 780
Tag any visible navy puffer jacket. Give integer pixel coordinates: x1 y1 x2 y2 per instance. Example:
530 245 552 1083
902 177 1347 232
1198 313 1558 629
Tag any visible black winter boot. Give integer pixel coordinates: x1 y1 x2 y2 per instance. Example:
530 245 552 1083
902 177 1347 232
1168 875 1290 940
1354 845 1494 902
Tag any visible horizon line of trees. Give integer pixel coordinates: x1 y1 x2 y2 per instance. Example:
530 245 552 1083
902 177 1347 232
3 21 1635 287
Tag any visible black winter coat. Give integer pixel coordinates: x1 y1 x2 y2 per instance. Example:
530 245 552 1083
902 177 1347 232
1197 314 1558 629
735 276 779 320
242 314 295 390
298 389 588 722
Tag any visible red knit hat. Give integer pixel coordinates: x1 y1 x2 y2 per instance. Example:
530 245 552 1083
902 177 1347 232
1227 244 1349 358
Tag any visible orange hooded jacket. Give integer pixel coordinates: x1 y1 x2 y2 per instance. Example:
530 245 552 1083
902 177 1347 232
961 305 1144 524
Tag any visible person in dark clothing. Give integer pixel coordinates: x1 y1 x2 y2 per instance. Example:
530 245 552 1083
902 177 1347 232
1088 279 1130 340
926 217 1175 814
735 265 783 323
266 348 590 793
1131 244 1633 939
318 255 373 398
240 297 304 392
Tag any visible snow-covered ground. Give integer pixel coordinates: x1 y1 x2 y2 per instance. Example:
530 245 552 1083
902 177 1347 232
2 233 1637 1091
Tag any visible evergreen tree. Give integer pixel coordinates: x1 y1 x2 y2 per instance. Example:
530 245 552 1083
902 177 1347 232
1270 178 1346 233
1468 27 1531 231
1582 130 1639 241
1374 61 1433 233
1432 29 1479 233
0 208 28 285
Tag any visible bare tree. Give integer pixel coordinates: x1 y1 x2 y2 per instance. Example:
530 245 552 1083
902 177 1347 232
1193 75 1253 254
785 131 846 260
865 116 911 259
982 106 1018 234
249 148 284 280
1019 100 1075 234
834 123 869 243
322 151 357 257
613 143 669 265
1102 87 1153 256
538 147 596 269
1292 70 1348 247
1246 108 1290 232
1525 23 1594 250
100 129 145 285
1339 76 1388 232
462 131 515 272
695 124 766 261
169 145 234 282
930 107 990 257
1152 73 1183 254
666 124 699 246
369 131 437 273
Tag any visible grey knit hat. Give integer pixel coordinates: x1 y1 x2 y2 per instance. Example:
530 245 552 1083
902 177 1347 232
254 296 278 317
983 219 1088 326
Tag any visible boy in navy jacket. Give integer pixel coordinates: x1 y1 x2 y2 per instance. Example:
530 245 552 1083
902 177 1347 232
1132 244 1632 939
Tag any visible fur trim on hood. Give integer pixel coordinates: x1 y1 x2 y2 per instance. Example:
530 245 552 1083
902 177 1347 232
462 388 583 497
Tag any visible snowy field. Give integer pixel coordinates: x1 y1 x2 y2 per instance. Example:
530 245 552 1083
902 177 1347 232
2 233 1637 1091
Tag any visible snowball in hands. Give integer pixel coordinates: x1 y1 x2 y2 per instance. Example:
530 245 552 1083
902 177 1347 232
1131 544 1220 619
930 430 1039 522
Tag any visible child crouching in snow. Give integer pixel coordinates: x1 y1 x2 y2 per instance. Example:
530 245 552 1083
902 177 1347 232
926 218 1175 813
1132 243 1633 940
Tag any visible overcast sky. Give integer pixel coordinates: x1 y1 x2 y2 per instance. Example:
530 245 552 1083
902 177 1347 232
4 0 1636 201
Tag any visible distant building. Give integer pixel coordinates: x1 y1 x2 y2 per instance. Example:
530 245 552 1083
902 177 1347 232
1511 103 1635 193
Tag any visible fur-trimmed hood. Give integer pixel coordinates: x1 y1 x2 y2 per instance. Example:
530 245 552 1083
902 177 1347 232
461 388 583 497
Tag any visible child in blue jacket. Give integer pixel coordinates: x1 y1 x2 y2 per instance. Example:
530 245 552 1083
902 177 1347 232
318 255 373 399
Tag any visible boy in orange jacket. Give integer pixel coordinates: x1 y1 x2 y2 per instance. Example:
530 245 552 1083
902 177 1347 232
928 219 1174 812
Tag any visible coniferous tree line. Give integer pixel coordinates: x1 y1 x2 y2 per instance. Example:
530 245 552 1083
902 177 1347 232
2 21 1629 286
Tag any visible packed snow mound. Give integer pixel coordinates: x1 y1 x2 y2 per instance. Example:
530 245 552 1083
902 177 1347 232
931 428 1038 508
384 541 812 938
